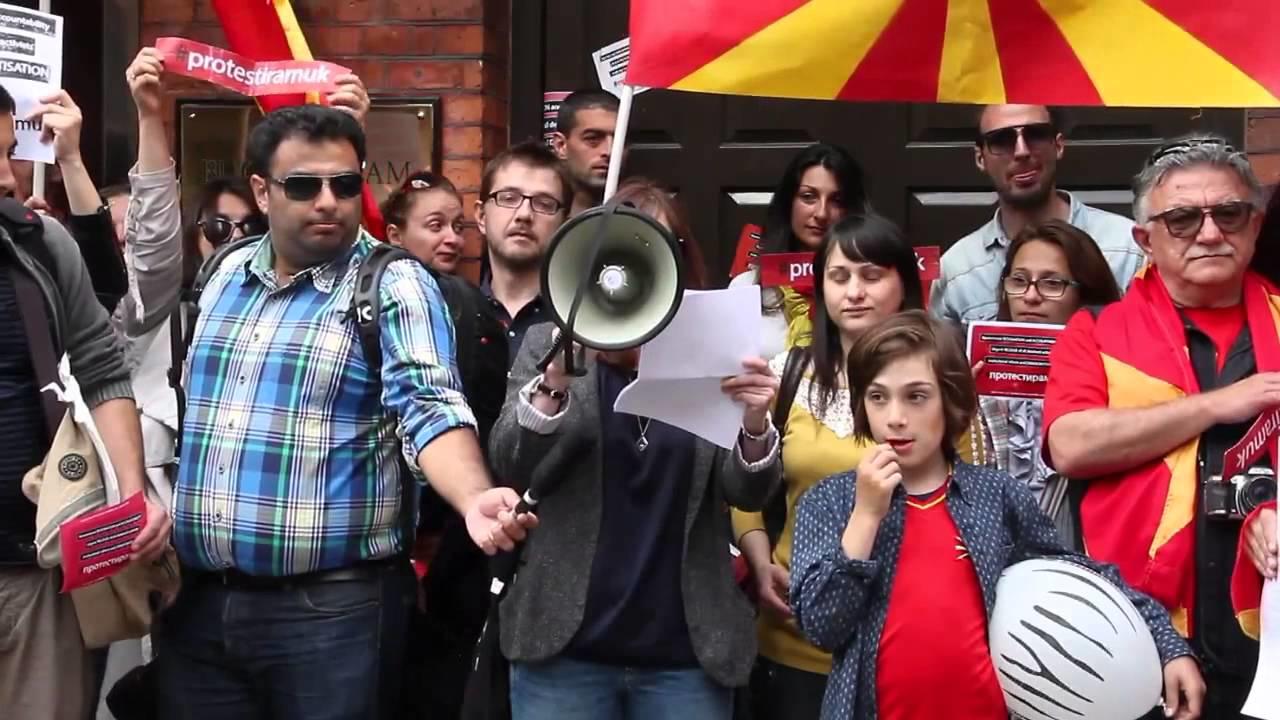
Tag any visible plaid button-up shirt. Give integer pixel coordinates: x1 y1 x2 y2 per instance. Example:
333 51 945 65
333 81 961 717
173 232 476 576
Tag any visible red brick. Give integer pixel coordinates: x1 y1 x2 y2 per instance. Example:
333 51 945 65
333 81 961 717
482 125 507 157
364 26 415 55
386 0 483 21
481 96 507 128
462 60 485 91
442 94 482 126
194 0 218 23
1250 152 1280 186
142 0 194 23
385 61 465 91
443 126 484 157
339 59 386 90
309 26 364 57
1248 116 1280 154
292 0 375 23
442 157 481 192
142 23 225 48
428 25 485 55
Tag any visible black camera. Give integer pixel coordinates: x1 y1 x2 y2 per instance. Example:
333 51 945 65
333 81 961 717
1205 467 1277 520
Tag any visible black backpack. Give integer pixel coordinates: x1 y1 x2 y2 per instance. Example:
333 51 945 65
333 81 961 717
168 237 509 542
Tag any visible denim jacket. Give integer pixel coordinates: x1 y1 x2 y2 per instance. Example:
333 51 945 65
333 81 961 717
929 192 1143 325
789 462 1192 720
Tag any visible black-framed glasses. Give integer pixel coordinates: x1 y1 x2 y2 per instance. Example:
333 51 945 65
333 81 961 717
1149 201 1254 238
268 172 364 202
1003 274 1078 298
978 123 1057 156
199 214 266 246
1146 138 1237 167
486 189 563 215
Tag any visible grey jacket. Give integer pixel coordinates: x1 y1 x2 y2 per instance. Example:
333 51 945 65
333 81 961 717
2 212 133 409
490 323 782 687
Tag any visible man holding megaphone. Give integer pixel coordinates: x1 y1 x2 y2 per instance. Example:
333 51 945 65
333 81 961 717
488 179 782 720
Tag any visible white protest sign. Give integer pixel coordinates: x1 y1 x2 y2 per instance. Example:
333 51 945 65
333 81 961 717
591 37 649 100
0 2 61 164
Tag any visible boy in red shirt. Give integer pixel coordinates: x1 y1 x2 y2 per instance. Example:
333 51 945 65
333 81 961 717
789 311 1204 720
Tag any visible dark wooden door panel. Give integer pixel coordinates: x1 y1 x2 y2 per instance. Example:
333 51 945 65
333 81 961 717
513 0 1246 283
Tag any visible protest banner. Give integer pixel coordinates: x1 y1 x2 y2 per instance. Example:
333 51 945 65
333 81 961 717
0 2 61 164
755 246 943 303
966 321 1062 399
916 245 940 307
543 90 571 144
59 491 145 593
156 37 348 97
1222 407 1280 482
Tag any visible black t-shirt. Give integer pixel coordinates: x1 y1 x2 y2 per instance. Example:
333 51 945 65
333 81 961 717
0 253 49 564
566 362 699 667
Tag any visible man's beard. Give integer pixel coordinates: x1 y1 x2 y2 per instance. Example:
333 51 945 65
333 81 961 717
489 239 544 272
998 180 1055 212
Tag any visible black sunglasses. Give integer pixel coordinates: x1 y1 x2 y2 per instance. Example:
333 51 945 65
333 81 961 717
199 214 266 246
979 123 1057 156
268 172 364 202
1149 201 1254 239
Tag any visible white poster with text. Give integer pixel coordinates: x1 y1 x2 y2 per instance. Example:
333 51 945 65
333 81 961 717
0 3 61 164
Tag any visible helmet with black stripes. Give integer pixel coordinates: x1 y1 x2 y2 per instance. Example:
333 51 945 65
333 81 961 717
988 558 1162 720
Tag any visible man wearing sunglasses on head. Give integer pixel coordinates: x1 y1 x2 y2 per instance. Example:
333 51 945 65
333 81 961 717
932 104 1143 325
154 104 537 720
1044 136 1274 719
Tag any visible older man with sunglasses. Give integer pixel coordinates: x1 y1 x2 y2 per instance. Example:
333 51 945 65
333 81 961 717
154 103 536 720
1043 135 1275 720
931 104 1143 325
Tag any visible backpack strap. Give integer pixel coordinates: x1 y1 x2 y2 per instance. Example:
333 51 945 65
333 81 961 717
1 200 60 440
170 235 261 443
350 243 428 552
762 345 808 544
433 272 480 384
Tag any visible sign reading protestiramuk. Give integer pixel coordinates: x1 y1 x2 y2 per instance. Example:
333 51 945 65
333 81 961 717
156 37 349 97
0 2 61 164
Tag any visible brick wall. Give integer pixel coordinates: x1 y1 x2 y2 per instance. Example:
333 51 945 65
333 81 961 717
139 0 511 278
1247 109 1280 195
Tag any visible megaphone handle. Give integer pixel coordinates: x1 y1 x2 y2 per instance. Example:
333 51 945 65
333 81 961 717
534 331 590 377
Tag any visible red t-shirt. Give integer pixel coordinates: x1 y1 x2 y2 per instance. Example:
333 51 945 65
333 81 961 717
1183 304 1246 371
1042 311 1109 466
876 484 1006 720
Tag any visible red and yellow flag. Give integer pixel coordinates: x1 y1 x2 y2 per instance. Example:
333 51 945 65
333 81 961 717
211 0 385 238
627 0 1280 107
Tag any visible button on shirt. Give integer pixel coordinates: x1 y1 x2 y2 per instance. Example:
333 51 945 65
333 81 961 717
479 275 545 367
930 191 1144 325
174 232 476 576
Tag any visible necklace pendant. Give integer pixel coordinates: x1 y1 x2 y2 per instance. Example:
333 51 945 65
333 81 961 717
636 435 649 452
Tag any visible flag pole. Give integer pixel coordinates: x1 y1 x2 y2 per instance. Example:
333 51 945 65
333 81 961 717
602 84 634 203
31 0 51 201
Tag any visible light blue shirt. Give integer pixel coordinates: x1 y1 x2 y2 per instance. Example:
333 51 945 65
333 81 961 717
929 191 1144 324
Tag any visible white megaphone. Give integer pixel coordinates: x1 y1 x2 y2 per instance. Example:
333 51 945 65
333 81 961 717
537 202 686 375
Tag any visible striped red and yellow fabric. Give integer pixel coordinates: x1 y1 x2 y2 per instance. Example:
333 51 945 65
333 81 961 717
627 0 1280 107
210 0 386 239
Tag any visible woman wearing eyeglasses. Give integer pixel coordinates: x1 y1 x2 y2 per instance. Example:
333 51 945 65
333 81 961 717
967 220 1120 543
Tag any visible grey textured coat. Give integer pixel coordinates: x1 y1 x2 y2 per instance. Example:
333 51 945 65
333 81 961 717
489 323 781 687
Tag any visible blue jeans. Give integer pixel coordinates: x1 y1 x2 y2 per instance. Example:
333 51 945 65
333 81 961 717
510 656 733 720
153 562 415 720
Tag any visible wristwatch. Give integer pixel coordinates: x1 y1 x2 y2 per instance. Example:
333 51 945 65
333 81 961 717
533 380 568 401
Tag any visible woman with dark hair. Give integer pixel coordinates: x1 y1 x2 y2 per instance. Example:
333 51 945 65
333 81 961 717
730 143 871 357
967 220 1121 545
613 176 709 290
490 176 779 720
179 175 266 288
731 213 920 720
381 170 466 274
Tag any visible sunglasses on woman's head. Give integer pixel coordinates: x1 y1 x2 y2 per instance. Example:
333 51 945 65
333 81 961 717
199 215 266 246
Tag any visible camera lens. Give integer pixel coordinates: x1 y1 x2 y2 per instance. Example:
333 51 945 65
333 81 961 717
1238 475 1278 515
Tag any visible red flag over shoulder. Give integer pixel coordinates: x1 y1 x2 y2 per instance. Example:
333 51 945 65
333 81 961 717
210 0 386 239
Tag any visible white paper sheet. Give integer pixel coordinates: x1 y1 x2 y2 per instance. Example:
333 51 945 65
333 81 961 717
591 37 650 100
1242 578 1280 719
613 286 762 449
0 3 62 164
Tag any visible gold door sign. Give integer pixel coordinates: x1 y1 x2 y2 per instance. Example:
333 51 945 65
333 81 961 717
177 99 440 212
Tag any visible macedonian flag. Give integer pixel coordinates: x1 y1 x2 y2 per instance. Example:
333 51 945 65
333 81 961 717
211 0 386 238
627 0 1280 107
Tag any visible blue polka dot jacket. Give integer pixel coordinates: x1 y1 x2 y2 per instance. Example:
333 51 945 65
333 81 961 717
789 461 1193 720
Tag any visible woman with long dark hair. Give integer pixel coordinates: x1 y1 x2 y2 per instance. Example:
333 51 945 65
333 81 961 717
729 143 870 358
490 177 777 720
732 213 920 720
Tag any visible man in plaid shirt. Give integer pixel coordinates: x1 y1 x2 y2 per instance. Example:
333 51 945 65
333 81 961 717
154 99 534 720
